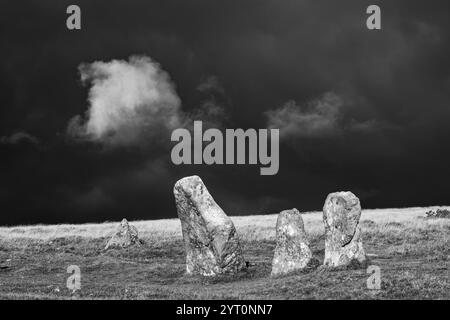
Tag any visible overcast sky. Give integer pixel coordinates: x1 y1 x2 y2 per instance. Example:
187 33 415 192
1 0 449 225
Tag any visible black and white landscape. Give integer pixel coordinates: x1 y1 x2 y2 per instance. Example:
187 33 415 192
0 0 449 300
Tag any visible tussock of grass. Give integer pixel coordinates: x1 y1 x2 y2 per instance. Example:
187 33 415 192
0 206 449 299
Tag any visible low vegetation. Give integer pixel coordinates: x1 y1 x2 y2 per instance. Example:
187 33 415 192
425 209 450 219
0 207 448 299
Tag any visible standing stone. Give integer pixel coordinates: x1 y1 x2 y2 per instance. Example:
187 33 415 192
174 175 245 276
105 218 141 250
271 209 312 276
323 191 366 267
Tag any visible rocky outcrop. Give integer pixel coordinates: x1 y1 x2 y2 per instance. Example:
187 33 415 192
105 219 141 250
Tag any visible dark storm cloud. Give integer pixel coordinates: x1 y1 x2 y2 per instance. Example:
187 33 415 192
0 131 40 146
0 0 450 224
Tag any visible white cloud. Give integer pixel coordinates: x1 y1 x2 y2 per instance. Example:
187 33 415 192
265 92 343 139
196 75 225 94
67 55 184 147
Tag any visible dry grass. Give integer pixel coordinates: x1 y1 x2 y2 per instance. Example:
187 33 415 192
0 206 449 300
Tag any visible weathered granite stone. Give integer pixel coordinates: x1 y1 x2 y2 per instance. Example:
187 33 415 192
174 175 245 276
105 219 141 250
323 191 366 267
271 208 312 276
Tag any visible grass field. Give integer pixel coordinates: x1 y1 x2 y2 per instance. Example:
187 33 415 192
0 207 448 300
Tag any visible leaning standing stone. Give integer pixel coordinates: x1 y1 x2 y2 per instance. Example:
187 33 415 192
105 218 141 250
323 191 366 267
271 208 312 276
174 175 245 276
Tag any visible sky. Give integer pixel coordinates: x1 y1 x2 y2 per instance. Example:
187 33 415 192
1 0 449 225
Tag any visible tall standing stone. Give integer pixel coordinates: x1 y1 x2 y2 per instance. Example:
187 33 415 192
323 191 366 267
271 208 312 276
174 175 245 276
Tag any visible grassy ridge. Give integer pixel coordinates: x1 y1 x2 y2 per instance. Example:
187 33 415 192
0 207 449 299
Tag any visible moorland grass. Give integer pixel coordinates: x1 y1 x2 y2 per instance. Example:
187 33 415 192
0 207 448 299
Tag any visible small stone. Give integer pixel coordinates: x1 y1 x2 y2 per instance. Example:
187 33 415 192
104 218 141 250
323 191 366 267
271 208 312 276
174 175 245 276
